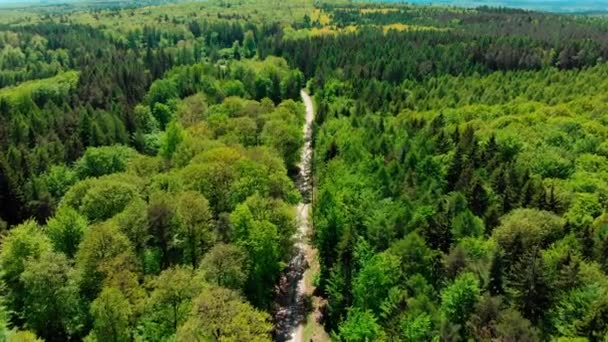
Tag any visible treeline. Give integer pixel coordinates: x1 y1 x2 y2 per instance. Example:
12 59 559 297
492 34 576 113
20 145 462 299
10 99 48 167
267 27 608 84
264 4 608 82
318 6 420 27
0 56 306 341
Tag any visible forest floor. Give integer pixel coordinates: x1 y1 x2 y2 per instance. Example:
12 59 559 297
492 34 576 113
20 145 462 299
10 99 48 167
274 91 329 342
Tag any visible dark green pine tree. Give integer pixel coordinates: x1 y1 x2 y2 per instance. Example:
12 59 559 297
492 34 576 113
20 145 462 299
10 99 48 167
491 163 518 214
447 146 464 191
504 233 525 267
553 251 581 293
326 264 348 329
488 250 505 295
429 112 445 135
451 126 460 146
354 100 365 117
547 183 561 214
483 134 500 169
491 163 507 194
483 203 502 232
521 178 534 208
532 180 548 210
596 233 608 273
455 162 474 192
423 209 452 253
78 108 93 147
577 223 596 260
505 165 521 210
333 226 356 323
509 249 552 324
377 166 392 198
523 178 544 209
435 129 451 154
460 125 476 152
468 177 488 218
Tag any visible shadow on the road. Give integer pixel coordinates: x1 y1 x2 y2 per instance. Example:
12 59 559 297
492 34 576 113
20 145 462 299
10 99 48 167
273 257 315 341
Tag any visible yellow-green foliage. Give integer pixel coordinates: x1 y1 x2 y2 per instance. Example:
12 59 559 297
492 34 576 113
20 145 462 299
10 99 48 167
0 8 42 25
0 70 79 105
382 23 445 32
67 0 315 35
312 8 331 25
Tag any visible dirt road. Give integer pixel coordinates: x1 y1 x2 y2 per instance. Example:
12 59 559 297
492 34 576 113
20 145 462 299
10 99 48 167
274 90 323 342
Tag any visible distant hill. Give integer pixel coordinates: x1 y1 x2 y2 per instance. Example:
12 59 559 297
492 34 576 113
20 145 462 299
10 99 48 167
0 0 185 9
374 0 608 13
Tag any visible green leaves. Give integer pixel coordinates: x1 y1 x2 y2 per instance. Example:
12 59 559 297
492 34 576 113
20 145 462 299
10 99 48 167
176 286 272 342
238 219 281 308
400 313 433 342
451 210 484 241
61 174 142 222
0 221 53 337
551 284 606 337
352 252 402 315
74 145 137 179
89 288 132 342
75 222 133 300
337 308 386 342
45 206 88 258
175 191 213 268
440 272 480 327
141 266 201 339
492 209 565 255
20 251 83 340
389 233 437 281
42 165 78 199
200 243 249 291
0 220 51 288
261 117 304 170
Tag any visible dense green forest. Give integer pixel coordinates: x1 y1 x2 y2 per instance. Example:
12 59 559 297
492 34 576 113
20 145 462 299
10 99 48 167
1 0 608 341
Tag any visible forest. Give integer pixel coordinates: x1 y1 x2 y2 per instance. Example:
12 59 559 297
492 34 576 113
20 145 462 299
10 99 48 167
0 0 608 341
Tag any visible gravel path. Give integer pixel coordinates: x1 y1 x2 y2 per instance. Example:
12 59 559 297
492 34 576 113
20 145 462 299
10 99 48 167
274 90 315 342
